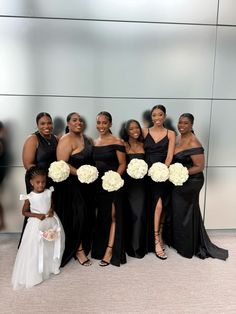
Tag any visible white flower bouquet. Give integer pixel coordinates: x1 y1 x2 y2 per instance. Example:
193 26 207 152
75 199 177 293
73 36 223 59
168 162 189 186
39 216 61 242
48 160 70 182
102 170 124 192
77 165 99 184
127 158 148 179
42 228 59 241
148 162 169 182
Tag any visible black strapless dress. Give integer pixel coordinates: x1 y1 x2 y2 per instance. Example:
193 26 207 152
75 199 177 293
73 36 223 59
55 136 96 267
124 153 147 258
18 132 58 247
144 132 172 252
91 144 127 266
171 147 228 260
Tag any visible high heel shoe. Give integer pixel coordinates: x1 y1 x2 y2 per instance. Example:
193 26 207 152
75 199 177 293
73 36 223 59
76 248 92 266
154 232 167 260
99 245 112 267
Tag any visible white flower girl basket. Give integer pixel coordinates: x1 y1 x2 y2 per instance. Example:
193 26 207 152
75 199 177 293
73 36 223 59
38 216 62 273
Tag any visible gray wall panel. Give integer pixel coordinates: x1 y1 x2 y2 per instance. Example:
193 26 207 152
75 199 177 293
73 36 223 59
219 0 236 25
208 100 236 166
205 167 236 229
0 0 218 24
213 27 236 99
0 18 216 98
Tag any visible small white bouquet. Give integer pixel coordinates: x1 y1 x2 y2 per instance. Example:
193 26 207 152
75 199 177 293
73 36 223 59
39 216 61 242
102 170 124 192
77 165 99 184
42 228 59 241
148 162 169 182
48 160 70 182
127 158 148 179
168 163 189 186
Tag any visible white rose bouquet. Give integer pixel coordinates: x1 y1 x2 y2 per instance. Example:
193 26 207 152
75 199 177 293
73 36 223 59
127 158 148 179
148 162 169 182
102 170 124 192
77 165 99 184
48 160 70 182
168 162 189 186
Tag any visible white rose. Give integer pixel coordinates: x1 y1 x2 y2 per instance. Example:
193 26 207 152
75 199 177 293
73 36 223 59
48 160 70 182
102 170 124 192
169 163 189 186
77 165 99 184
148 162 169 182
127 158 148 179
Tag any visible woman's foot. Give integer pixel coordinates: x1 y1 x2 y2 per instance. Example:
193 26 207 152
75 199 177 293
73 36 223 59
76 249 92 266
99 245 112 267
154 232 167 260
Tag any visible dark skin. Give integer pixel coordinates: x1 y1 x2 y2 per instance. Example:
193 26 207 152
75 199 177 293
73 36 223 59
22 199 54 220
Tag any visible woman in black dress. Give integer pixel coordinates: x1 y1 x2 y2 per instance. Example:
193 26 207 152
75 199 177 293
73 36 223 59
171 113 228 260
55 112 95 267
19 112 58 245
143 105 175 260
91 111 127 266
121 119 147 258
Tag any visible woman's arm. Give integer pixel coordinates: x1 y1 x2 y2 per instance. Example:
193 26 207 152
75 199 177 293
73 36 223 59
165 130 176 166
115 139 126 175
22 135 38 170
188 154 205 175
22 199 46 220
56 135 77 175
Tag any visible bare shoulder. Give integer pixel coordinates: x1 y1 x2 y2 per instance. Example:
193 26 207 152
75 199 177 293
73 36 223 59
24 134 38 146
113 137 124 146
190 135 203 148
167 129 176 138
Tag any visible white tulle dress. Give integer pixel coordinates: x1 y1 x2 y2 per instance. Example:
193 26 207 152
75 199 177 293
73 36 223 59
12 187 65 290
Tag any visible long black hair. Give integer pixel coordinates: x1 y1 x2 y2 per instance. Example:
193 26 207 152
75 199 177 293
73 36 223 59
120 119 143 144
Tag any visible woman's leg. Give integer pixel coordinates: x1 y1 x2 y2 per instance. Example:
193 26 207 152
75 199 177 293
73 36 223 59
154 198 167 259
76 243 92 266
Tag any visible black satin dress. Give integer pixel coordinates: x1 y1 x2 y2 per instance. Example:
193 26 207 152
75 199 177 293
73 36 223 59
144 130 172 252
171 147 228 260
18 131 58 247
55 136 96 267
91 144 127 266
124 153 147 258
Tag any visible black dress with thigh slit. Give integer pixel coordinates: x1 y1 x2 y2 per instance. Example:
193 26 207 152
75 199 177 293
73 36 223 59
91 144 127 266
171 147 228 260
124 153 147 258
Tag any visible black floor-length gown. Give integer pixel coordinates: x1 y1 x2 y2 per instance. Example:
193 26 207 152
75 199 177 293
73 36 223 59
171 147 228 260
91 144 127 266
18 131 58 247
144 130 172 252
55 136 96 267
124 153 147 258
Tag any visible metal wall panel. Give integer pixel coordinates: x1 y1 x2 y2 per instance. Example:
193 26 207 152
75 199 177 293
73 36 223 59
208 100 236 166
213 27 236 99
218 0 236 25
0 0 218 24
205 167 236 229
0 18 216 98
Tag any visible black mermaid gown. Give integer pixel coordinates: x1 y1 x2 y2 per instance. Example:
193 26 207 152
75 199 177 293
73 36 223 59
55 136 96 267
91 144 127 266
124 153 147 258
171 147 228 260
144 131 172 252
18 131 58 247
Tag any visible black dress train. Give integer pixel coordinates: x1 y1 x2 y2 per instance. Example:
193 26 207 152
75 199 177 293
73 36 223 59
144 130 172 252
124 153 147 258
55 136 95 267
91 144 127 266
171 147 228 260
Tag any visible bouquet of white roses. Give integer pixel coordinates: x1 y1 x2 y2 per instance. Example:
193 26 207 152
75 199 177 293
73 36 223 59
168 162 189 186
102 170 124 192
48 160 70 182
127 158 148 179
148 162 169 182
77 165 99 184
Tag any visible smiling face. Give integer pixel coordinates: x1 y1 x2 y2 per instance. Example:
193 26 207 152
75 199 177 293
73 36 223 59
67 113 83 134
96 114 112 135
178 116 193 134
37 115 53 138
151 108 166 127
127 121 141 140
30 174 46 193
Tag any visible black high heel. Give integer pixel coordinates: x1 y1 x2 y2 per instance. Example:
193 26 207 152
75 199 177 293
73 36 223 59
154 231 167 260
76 248 92 266
99 245 112 267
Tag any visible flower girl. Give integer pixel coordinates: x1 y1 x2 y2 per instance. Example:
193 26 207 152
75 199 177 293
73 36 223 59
12 167 65 289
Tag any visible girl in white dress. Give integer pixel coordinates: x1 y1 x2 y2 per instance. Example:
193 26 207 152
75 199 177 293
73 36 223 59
12 167 65 289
